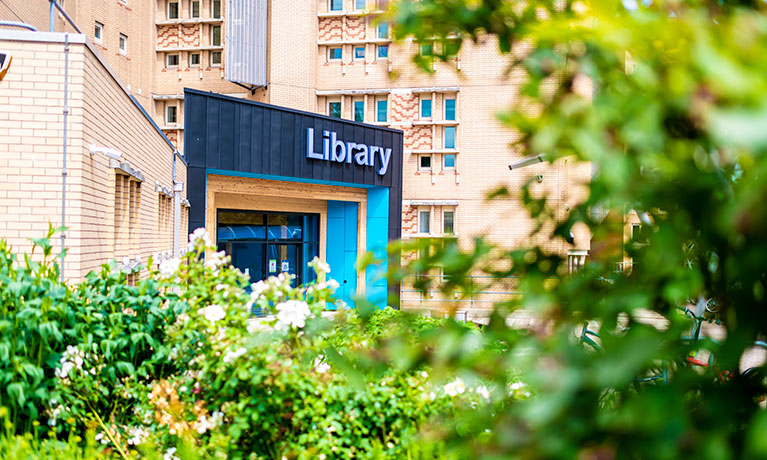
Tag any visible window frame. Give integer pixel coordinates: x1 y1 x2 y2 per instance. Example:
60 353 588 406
166 104 178 125
419 210 431 234
376 99 388 122
420 42 434 57
353 46 365 60
189 52 201 67
191 0 200 18
118 33 127 55
211 25 222 47
444 126 456 149
168 1 179 19
445 98 456 121
419 155 432 171
355 0 366 10
328 47 342 61
166 53 180 68
420 98 432 119
328 101 342 118
330 0 343 11
94 21 103 44
210 50 222 66
212 0 221 18
377 44 389 60
377 22 388 39
443 210 455 235
443 153 456 169
353 100 364 122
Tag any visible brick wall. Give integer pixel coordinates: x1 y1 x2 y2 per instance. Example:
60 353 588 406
180 25 201 47
157 25 180 48
391 92 417 122
402 205 418 235
346 17 365 41
319 18 343 42
404 126 432 150
0 32 186 280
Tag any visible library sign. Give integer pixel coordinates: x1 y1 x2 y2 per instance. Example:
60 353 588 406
305 128 392 176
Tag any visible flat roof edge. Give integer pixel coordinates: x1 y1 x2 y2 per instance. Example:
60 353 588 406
0 29 87 44
184 88 405 135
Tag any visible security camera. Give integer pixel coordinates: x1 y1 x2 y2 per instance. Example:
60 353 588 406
89 144 123 161
0 51 12 81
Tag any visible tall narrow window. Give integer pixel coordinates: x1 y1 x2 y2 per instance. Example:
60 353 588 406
168 2 179 19
421 98 432 118
377 99 387 122
190 52 201 66
191 1 200 18
94 22 103 44
378 22 388 39
354 101 364 122
444 126 456 149
330 0 342 11
419 211 430 234
119 34 127 55
329 102 341 118
445 98 456 120
166 105 178 124
443 211 454 234
211 25 222 46
212 0 221 18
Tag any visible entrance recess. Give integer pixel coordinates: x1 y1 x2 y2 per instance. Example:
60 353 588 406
216 210 320 286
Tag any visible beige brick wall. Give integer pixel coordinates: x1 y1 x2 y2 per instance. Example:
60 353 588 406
0 32 186 280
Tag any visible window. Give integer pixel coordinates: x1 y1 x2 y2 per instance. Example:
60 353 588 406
420 98 432 118
166 105 178 124
328 102 341 118
191 1 200 18
419 210 430 234
354 46 365 60
354 101 364 122
211 25 221 46
166 54 179 67
211 51 222 66
419 155 431 170
119 34 127 55
356 0 366 9
212 0 221 18
330 0 342 11
445 98 456 120
444 40 460 58
443 211 454 234
420 42 433 56
94 22 103 44
328 47 342 61
190 52 200 66
378 22 388 39
444 153 456 169
444 126 456 149
376 99 387 122
114 173 141 261
168 2 179 19
377 44 389 59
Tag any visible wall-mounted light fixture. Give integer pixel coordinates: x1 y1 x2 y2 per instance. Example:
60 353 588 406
508 153 546 170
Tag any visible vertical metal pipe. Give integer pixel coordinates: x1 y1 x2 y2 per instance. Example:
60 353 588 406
173 150 181 257
49 0 54 32
60 33 69 282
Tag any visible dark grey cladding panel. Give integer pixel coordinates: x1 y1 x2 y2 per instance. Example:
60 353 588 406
183 89 403 189
184 89 404 242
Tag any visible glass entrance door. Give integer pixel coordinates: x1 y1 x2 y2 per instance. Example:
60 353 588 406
217 210 320 286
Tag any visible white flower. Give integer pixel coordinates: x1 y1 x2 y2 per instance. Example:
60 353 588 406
159 258 181 277
326 279 340 293
126 426 148 446
223 347 247 364
251 280 267 297
206 250 227 269
199 304 226 324
444 377 466 397
310 257 331 274
510 382 526 390
189 227 212 247
476 385 490 401
421 371 429 378
314 356 330 374
429 391 437 401
164 448 180 460
274 300 311 330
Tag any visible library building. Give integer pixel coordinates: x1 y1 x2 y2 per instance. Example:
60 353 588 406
183 90 404 307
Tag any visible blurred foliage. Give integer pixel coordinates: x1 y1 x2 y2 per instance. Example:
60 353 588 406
354 0 767 458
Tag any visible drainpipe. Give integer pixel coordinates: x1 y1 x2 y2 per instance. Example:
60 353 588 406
49 0 55 31
60 33 69 282
172 149 182 257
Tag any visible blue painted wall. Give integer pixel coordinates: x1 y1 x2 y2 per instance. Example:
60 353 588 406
326 200 358 308
366 187 389 308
